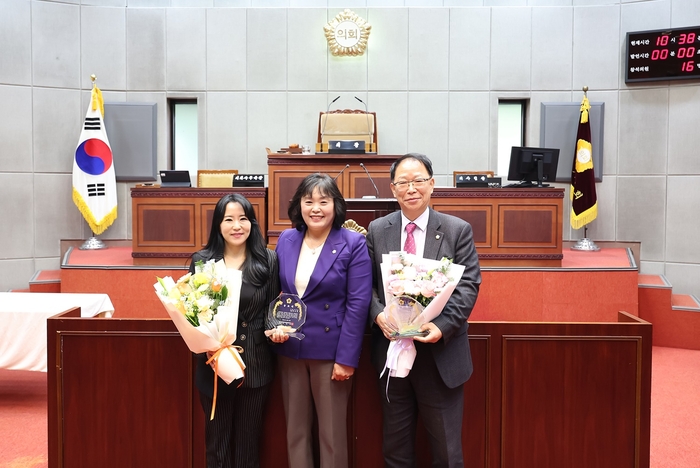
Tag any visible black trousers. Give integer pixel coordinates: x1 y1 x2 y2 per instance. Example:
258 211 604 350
379 343 465 468
199 383 271 468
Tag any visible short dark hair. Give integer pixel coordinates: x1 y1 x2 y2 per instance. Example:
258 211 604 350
199 193 270 287
389 153 434 181
288 173 346 231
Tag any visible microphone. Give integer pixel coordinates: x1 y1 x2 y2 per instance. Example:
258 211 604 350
354 96 373 153
321 95 341 152
359 163 380 199
333 164 350 181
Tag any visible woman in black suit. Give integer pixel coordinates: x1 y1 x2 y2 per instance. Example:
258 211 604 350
189 193 280 468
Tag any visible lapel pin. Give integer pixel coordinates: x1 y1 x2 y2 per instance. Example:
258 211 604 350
332 249 337 254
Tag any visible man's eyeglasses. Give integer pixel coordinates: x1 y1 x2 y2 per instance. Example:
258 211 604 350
392 177 432 190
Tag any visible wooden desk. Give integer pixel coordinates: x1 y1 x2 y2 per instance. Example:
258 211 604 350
129 161 564 267
432 187 564 267
267 154 563 266
131 187 266 265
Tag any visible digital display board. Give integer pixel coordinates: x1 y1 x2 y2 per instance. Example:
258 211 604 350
626 26 700 83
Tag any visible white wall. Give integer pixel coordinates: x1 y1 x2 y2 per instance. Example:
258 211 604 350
1 0 700 297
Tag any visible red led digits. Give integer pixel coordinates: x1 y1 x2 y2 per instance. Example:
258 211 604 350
626 26 700 82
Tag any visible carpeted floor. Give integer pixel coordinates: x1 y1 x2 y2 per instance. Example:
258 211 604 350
0 346 698 467
649 347 700 468
0 368 47 468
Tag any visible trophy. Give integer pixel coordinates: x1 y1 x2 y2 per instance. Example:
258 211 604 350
266 293 306 340
386 295 429 338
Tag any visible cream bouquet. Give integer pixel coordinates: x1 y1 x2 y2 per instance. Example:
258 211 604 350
154 259 244 418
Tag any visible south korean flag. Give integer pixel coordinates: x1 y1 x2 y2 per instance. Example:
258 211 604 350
72 85 118 235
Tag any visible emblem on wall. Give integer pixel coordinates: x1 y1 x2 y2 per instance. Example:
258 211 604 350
324 9 371 57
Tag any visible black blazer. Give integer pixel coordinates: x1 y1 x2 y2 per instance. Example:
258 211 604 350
189 249 280 397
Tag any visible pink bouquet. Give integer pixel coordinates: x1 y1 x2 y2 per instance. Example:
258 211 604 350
380 252 465 378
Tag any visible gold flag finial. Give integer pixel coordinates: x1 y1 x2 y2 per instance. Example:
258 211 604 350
580 87 590 124
89 75 103 115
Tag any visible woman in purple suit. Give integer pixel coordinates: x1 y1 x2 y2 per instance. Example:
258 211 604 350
269 173 372 468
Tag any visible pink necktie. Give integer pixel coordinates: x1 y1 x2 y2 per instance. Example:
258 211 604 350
404 222 417 255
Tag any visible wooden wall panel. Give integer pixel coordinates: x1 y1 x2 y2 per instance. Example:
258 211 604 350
501 337 641 468
274 174 306 224
500 205 558 247
349 172 393 198
139 205 195 245
461 335 490 468
200 202 216 249
60 333 192 467
437 206 492 246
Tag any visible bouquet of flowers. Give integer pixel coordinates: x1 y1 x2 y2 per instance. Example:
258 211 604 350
380 251 465 379
154 259 243 419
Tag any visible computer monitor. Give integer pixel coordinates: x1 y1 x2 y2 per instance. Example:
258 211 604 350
159 170 191 188
507 146 560 188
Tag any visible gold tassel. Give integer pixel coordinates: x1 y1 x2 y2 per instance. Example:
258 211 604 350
570 203 598 230
72 188 117 235
580 96 590 124
91 86 104 117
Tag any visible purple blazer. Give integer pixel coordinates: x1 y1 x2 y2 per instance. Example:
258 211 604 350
273 226 372 368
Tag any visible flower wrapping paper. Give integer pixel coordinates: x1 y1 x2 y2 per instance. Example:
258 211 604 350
154 259 245 384
380 252 465 378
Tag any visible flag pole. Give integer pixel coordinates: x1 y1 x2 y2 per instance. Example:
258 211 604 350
571 86 600 252
79 74 107 251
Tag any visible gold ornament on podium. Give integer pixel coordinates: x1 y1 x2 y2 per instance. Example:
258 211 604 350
324 9 371 57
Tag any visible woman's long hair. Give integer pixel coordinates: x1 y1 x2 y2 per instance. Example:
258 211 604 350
287 173 346 231
199 193 270 287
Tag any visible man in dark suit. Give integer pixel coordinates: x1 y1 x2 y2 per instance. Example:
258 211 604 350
366 153 481 468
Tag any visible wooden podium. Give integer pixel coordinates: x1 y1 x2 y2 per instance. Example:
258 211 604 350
47 309 206 468
266 153 396 245
48 309 651 468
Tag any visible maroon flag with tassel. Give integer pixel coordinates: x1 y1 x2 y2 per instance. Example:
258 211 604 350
570 95 597 229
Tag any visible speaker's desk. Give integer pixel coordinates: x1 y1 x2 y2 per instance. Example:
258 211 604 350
131 180 563 267
267 154 563 267
130 186 267 265
430 187 564 267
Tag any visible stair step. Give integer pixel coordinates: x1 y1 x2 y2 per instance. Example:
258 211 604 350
638 274 700 350
638 274 671 288
29 269 61 293
671 294 700 312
